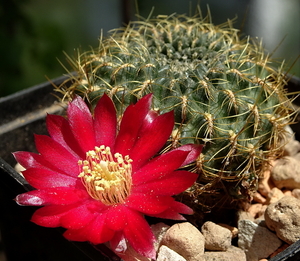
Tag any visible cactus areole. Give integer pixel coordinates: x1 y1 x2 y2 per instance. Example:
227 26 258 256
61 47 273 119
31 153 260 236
59 13 294 210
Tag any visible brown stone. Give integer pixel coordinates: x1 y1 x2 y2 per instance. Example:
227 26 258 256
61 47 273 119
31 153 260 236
265 196 300 244
292 188 300 199
271 156 300 189
252 192 267 204
161 222 205 261
218 223 238 238
265 187 284 204
258 166 275 197
201 221 232 251
204 246 246 261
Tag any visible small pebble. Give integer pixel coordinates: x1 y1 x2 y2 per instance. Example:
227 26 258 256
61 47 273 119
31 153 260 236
258 167 275 197
266 187 284 204
204 245 246 261
218 223 238 238
201 221 232 251
238 219 282 260
271 156 300 189
157 245 186 261
252 192 267 204
161 222 205 261
247 203 263 219
292 188 300 199
265 196 300 244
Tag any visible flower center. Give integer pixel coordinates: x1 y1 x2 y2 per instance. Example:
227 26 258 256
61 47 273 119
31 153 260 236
78 145 132 205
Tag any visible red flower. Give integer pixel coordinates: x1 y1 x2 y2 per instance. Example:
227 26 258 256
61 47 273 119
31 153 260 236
14 94 202 259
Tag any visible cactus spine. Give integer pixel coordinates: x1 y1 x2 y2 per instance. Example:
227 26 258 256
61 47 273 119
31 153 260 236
57 13 294 210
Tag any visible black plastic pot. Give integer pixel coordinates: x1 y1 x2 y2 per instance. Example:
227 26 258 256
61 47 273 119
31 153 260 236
1 75 300 261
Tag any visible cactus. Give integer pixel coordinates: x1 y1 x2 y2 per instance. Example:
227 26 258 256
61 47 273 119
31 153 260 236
57 13 295 211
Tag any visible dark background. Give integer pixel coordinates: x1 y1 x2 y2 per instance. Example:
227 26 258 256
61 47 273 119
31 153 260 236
0 0 299 97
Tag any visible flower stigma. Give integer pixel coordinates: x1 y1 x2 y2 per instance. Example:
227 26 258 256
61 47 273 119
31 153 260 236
78 145 133 205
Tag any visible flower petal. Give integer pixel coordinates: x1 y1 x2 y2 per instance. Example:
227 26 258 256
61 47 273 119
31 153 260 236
114 94 152 155
126 193 174 214
63 226 89 242
150 201 193 220
170 201 194 215
67 96 96 152
133 170 198 196
129 110 174 170
31 204 80 227
175 144 203 167
46 114 85 158
105 205 128 231
132 149 191 185
85 213 115 244
150 210 185 220
22 168 77 189
34 134 80 177
13 151 46 169
93 93 117 148
63 212 115 244
123 208 156 259
15 188 89 206
60 202 99 229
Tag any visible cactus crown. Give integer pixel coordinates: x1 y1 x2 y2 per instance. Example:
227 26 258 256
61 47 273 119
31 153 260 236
57 13 295 210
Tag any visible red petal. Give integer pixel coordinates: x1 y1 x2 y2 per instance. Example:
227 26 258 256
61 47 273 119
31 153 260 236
63 213 115 244
31 204 80 227
15 188 89 206
126 193 174 214
114 94 152 155
175 144 203 167
105 205 128 231
133 170 198 196
123 208 156 259
132 149 190 185
129 110 174 171
85 213 115 244
13 151 43 169
63 227 88 242
93 94 117 148
46 114 85 158
67 96 96 152
170 201 194 215
60 202 98 229
22 168 77 189
150 201 193 220
150 210 185 220
34 134 80 177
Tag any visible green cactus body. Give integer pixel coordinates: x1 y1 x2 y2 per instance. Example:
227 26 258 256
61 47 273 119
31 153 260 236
59 14 293 209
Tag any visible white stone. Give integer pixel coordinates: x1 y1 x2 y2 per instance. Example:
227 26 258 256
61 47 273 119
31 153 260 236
157 245 187 261
238 219 282 260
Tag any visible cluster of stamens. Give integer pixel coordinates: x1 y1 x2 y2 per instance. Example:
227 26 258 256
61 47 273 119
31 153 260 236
78 145 132 205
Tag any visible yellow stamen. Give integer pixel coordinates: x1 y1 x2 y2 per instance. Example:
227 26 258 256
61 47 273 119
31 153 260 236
78 145 132 205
